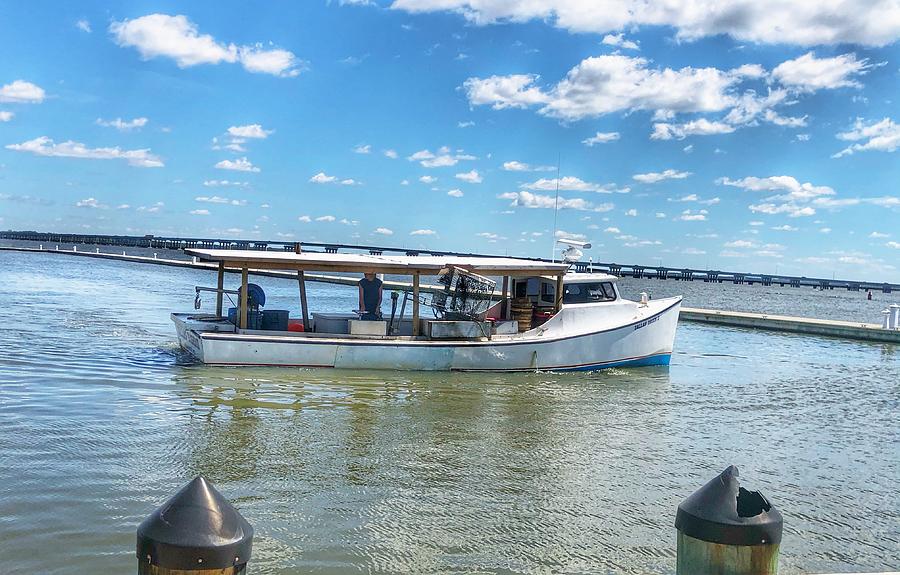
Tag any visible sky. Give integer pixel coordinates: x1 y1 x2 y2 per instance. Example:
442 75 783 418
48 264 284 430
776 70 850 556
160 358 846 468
1 1 899 280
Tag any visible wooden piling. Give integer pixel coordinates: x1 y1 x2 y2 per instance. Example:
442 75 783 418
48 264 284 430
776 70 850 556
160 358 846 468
239 268 248 329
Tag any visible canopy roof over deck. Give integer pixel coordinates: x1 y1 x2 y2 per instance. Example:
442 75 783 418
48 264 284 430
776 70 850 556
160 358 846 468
185 248 571 277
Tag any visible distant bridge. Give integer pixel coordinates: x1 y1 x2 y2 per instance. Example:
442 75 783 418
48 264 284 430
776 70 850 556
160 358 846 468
2 230 897 293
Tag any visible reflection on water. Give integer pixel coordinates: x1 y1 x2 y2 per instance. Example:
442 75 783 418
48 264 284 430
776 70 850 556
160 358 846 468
0 251 898 574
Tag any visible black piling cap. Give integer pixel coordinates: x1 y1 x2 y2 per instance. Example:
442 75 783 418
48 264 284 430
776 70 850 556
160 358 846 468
675 465 783 546
136 476 253 570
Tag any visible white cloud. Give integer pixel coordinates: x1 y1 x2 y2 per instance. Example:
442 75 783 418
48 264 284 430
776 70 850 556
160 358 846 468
656 212 666 218
374 227 394 235
820 227 832 233
411 229 437 235
869 231 890 238
633 169 691 183
772 52 870 92
682 247 706 255
455 169 482 183
624 208 638 216
502 160 555 171
582 131 620 146
316 215 336 222
407 148 477 168
215 157 259 172
678 209 707 221
0 111 13 122
833 118 900 158
354 144 371 154
887 241 900 249
724 240 755 248
76 197 106 209
190 209 210 215
604 226 620 233
772 224 798 231
447 189 464 197
76 19 92 33
390 1 900 47
0 80 45 103
720 174 835 217
749 221 764 226
601 33 639 50
227 124 273 139
96 117 149 131
458 120 475 128
419 175 437 184
137 202 164 213
309 172 336 183
384 149 398 159
203 179 248 187
298 215 311 222
6 136 163 167
464 55 741 122
651 118 735 140
555 230 587 241
521 176 627 194
110 14 301 77
195 195 247 206
500 191 613 212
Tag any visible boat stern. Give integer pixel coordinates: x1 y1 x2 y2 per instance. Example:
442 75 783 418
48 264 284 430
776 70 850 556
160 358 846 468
171 313 235 361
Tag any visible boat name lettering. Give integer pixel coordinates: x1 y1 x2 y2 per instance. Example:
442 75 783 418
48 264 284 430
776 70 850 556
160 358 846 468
633 316 659 331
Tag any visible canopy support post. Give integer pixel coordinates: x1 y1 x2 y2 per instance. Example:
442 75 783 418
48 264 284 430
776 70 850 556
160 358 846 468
215 261 225 317
555 273 564 314
412 272 420 337
298 270 309 330
501 276 510 320
240 267 249 329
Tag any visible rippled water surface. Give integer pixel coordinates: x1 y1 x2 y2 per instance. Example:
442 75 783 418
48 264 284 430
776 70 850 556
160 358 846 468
0 250 898 574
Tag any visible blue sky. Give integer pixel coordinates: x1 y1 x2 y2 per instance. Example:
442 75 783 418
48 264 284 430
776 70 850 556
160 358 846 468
1 1 899 279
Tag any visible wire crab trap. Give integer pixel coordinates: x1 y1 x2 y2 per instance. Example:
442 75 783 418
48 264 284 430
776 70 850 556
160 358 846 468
431 266 496 321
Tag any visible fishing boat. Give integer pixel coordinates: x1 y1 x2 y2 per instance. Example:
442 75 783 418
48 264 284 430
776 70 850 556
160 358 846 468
171 247 681 371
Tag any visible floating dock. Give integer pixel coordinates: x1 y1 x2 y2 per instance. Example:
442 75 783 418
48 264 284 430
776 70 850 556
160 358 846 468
680 307 900 344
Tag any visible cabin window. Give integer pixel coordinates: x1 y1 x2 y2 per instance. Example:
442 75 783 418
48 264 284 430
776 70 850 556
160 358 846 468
563 282 617 304
540 282 555 303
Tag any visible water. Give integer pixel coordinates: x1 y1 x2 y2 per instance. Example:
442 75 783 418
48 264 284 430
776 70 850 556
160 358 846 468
0 250 898 574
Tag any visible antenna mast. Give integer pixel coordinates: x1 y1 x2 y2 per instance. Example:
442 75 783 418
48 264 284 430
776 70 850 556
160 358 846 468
551 153 560 261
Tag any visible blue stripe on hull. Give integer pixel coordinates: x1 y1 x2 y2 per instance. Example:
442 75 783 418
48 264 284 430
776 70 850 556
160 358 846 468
556 352 671 372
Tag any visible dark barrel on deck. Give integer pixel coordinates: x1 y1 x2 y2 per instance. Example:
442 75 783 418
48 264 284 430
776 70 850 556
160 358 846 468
675 465 783 575
136 476 253 574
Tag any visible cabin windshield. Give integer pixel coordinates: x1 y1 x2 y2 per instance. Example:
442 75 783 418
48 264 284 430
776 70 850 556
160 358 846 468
563 281 616 304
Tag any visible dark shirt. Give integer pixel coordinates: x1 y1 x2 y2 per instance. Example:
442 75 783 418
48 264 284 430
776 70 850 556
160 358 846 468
359 277 383 316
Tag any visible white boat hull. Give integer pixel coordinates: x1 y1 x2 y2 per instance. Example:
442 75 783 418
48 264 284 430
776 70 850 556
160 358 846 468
172 297 681 372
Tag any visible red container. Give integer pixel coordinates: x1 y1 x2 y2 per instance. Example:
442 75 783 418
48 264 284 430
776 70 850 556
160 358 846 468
287 319 305 332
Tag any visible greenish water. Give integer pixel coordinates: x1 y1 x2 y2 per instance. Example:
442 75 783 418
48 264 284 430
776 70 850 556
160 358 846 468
0 250 898 574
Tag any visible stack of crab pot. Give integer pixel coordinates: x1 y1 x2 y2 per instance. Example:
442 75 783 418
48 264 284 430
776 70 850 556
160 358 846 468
511 297 533 332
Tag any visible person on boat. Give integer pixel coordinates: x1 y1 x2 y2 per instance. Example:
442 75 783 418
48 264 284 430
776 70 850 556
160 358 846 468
358 272 383 320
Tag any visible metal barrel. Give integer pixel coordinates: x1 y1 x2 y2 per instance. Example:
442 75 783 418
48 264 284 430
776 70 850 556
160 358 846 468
136 476 253 574
675 465 783 575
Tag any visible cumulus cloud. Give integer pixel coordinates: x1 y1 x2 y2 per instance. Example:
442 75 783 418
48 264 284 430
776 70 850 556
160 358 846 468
190 209 210 215
76 19 92 33
419 175 437 184
633 169 691 183
215 157 259 172
582 131 620 146
6 136 163 167
719 175 834 217
195 195 246 206
410 229 437 235
502 160 555 171
772 52 870 92
455 169 482 183
389 1 900 47
353 143 371 154
678 209 708 221
227 124 273 139
651 118 735 140
203 179 248 187
384 149 398 159
521 176 628 194
96 117 148 131
76 197 106 209
407 147 477 168
374 227 393 235
499 191 613 212
0 80 46 103
110 14 302 77
316 215 336 222
601 33 639 50
464 55 741 122
447 189 464 197
0 111 13 122
833 117 900 158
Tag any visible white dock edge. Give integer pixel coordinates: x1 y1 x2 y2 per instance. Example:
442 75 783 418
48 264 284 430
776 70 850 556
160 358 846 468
680 307 900 344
